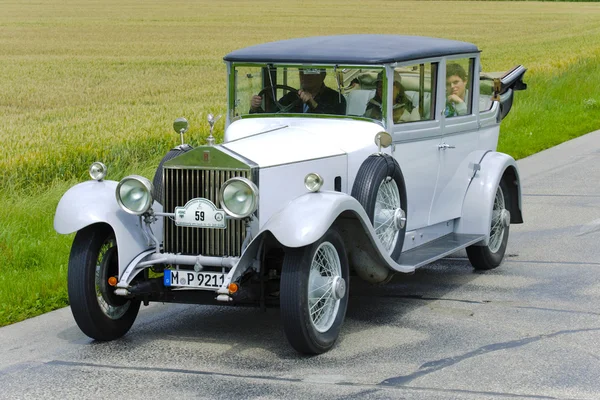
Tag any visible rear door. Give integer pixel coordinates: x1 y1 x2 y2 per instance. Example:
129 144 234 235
390 62 441 231
429 56 480 226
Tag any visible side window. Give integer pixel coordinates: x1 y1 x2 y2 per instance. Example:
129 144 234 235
343 68 384 118
445 59 474 118
393 62 437 124
479 69 494 112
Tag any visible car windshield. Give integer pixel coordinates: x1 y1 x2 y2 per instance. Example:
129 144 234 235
231 65 385 121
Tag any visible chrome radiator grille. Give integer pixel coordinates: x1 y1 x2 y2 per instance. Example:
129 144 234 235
163 168 250 257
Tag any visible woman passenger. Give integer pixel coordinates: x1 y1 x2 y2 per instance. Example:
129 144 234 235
364 71 419 123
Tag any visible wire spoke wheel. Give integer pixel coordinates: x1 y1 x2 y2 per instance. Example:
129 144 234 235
95 239 130 320
308 242 342 333
466 180 511 270
488 186 506 253
374 178 401 254
280 228 349 354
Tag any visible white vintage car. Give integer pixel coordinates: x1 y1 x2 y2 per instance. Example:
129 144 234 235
54 35 527 354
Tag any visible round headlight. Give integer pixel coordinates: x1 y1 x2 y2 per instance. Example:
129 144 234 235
304 173 323 192
220 177 258 219
89 162 107 181
116 175 154 215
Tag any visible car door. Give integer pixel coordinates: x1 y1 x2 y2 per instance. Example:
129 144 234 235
390 62 441 231
429 56 480 226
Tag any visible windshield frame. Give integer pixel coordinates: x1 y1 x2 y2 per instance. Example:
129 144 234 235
226 61 388 126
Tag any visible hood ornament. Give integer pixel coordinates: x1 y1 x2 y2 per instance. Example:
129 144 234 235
206 113 222 146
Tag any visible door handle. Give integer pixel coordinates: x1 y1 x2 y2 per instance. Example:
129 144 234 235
438 143 456 150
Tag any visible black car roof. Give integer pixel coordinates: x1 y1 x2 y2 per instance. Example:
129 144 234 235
223 35 479 65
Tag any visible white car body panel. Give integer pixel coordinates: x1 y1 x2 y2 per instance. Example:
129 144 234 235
455 151 520 243
392 135 440 231
478 106 502 148
223 117 385 168
257 156 347 228
430 124 479 225
54 180 163 275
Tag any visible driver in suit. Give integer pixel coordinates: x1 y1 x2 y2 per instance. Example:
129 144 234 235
250 68 346 115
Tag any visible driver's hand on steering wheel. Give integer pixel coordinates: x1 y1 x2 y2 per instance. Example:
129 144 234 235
251 95 262 110
298 90 317 109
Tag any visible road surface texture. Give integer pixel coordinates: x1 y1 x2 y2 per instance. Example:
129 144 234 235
1 130 599 399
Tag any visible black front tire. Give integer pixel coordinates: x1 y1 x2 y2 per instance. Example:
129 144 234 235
280 228 349 354
68 224 141 341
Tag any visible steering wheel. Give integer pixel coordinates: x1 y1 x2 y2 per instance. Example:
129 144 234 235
258 84 301 113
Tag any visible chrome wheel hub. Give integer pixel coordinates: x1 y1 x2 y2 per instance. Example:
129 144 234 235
501 209 511 227
394 208 406 230
331 276 346 300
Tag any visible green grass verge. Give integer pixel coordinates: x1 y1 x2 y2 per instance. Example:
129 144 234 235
0 184 72 325
0 166 158 326
499 56 600 158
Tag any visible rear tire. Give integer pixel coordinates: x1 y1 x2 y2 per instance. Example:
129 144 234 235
467 179 511 270
68 224 140 341
280 228 349 354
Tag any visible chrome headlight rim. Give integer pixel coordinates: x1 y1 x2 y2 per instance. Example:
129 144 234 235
115 175 154 215
89 161 108 181
219 177 259 219
304 172 324 192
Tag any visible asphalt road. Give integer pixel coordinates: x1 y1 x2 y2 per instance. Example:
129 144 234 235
2 130 600 400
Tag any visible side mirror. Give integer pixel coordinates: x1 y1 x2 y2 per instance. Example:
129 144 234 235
374 131 392 152
173 117 189 146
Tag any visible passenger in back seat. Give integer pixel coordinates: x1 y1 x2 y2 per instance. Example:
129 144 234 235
445 63 469 117
363 71 420 123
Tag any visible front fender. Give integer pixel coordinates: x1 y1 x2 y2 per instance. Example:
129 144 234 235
456 152 521 244
54 180 163 274
260 191 414 273
262 191 368 248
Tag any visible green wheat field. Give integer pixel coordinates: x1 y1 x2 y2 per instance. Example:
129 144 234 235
1 0 600 326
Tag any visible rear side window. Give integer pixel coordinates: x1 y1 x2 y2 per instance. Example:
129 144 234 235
445 58 474 118
393 63 437 124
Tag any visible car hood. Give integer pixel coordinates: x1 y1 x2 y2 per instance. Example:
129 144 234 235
222 117 383 168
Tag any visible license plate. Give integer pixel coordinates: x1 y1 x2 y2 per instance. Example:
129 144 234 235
164 270 225 290
174 198 226 229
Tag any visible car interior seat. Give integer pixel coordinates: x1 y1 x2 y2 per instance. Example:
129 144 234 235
345 89 376 116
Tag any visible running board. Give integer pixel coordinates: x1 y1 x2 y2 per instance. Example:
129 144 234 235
395 233 485 270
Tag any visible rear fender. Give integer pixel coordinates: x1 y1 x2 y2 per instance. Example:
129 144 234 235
54 180 163 275
456 152 522 244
